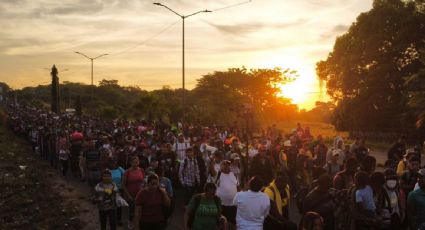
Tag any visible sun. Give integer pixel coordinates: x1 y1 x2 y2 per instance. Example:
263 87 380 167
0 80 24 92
254 55 320 109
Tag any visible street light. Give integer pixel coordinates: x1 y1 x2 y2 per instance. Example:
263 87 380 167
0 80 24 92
74 51 108 88
153 2 211 121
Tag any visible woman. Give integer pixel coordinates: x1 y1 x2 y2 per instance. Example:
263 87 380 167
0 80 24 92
299 212 324 230
109 158 125 226
134 174 171 230
185 182 223 230
122 156 145 230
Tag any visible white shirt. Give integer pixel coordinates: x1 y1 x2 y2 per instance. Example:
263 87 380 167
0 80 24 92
233 190 270 230
216 172 238 206
173 142 190 162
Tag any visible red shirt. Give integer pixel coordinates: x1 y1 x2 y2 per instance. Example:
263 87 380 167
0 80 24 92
124 168 145 197
135 189 165 223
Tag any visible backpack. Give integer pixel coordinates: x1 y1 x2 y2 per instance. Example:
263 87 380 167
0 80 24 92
215 171 222 186
187 194 221 228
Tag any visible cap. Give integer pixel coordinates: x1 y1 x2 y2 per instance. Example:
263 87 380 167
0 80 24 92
230 153 240 160
418 168 425 177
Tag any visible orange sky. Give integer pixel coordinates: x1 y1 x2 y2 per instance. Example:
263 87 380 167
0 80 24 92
0 0 373 109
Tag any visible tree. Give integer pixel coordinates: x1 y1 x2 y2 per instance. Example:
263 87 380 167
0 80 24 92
50 64 60 114
317 0 425 133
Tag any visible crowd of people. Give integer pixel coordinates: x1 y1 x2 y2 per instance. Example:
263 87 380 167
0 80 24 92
4 102 425 230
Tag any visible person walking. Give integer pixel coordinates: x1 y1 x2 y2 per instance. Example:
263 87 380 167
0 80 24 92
185 182 223 230
94 170 118 230
179 148 201 205
134 174 171 230
122 156 145 230
233 176 270 230
216 160 238 230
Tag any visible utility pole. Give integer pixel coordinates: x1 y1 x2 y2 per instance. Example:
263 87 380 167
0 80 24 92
153 2 211 121
74 52 108 98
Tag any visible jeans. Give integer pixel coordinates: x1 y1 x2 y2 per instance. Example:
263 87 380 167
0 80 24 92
99 209 117 230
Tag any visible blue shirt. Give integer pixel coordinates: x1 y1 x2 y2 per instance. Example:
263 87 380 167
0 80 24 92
110 167 125 189
160 177 173 197
355 185 376 212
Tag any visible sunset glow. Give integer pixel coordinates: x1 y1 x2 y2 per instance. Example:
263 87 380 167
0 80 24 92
0 0 373 110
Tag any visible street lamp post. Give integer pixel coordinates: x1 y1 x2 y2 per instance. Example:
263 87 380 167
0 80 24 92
153 3 211 121
74 52 108 97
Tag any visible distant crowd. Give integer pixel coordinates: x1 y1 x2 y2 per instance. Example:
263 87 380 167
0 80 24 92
4 102 425 230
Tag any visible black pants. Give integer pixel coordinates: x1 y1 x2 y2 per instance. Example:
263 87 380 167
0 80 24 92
139 222 166 230
99 209 116 230
183 186 197 205
60 159 68 176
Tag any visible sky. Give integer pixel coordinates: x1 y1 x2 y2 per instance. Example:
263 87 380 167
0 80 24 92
0 0 373 109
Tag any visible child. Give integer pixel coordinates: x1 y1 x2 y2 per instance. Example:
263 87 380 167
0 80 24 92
95 170 118 230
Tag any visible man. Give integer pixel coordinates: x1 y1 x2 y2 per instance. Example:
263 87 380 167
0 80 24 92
302 175 336 230
179 147 200 205
400 157 421 195
354 139 369 163
250 146 274 185
216 160 239 230
233 176 270 230
313 135 328 168
407 168 425 230
324 151 341 180
174 133 190 162
263 172 297 230
83 139 101 192
333 157 358 190
387 136 406 162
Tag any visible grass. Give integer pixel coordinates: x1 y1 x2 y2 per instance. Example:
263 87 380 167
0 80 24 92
275 120 391 151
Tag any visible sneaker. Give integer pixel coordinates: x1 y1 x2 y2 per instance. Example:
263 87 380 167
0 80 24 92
128 221 134 230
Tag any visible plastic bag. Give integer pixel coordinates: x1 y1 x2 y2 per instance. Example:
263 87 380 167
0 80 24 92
116 194 129 207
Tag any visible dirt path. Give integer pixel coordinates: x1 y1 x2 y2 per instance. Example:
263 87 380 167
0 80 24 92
0 124 99 229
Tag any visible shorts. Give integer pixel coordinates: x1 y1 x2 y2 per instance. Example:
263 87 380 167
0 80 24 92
221 205 237 224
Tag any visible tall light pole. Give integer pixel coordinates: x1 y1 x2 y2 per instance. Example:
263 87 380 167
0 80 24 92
74 51 108 97
153 3 211 121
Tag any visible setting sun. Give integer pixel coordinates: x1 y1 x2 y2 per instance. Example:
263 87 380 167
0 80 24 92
254 55 322 110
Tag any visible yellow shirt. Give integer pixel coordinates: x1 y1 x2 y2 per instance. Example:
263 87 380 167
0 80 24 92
396 160 406 176
264 181 290 216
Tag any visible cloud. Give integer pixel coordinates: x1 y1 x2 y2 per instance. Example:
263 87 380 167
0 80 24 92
320 24 350 39
205 19 308 35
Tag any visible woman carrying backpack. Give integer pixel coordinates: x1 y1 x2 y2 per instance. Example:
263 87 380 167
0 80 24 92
185 182 225 230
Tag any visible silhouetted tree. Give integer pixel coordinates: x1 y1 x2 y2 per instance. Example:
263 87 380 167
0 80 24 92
51 65 60 114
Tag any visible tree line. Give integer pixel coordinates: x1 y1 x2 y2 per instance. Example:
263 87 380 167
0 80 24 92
317 0 425 139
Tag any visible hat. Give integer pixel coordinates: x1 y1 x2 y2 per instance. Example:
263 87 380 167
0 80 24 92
418 168 425 177
283 140 291 147
332 150 340 157
230 153 240 160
